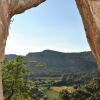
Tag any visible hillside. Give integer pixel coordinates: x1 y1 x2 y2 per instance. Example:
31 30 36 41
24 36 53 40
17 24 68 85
6 50 98 77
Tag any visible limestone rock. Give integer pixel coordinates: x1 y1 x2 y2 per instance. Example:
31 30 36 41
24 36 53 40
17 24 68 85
76 0 100 71
0 0 45 99
0 0 45 61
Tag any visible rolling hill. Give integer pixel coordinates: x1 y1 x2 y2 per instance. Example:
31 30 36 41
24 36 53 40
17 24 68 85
6 50 98 77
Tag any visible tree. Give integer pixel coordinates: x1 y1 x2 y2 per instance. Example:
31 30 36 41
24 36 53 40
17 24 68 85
2 57 30 100
75 0 100 71
59 78 100 100
59 89 70 100
0 0 45 99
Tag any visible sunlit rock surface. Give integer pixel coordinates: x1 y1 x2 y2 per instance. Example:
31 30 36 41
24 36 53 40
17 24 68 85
76 0 100 71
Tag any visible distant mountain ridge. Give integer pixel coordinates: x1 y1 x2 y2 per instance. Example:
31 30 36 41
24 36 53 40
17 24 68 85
6 50 98 76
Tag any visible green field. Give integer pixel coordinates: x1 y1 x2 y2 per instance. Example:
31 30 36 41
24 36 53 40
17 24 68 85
39 86 75 100
45 89 60 100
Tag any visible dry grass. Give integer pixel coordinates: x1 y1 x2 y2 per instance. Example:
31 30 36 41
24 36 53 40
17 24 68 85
51 86 75 93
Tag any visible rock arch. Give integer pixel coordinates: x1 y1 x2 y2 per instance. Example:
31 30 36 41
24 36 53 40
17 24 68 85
0 0 100 99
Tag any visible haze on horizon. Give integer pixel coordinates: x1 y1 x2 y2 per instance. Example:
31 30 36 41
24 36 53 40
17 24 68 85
5 0 91 55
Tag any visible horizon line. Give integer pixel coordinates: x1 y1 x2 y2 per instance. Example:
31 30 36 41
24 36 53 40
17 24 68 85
5 49 91 56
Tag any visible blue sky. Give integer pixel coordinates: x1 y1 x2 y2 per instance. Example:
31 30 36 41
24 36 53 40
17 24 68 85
5 0 90 55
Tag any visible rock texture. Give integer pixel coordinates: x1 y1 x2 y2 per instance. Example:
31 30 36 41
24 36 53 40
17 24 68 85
0 0 45 99
76 0 100 71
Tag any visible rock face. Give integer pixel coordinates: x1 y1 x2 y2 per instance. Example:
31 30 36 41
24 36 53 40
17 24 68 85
76 0 100 71
0 0 45 99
